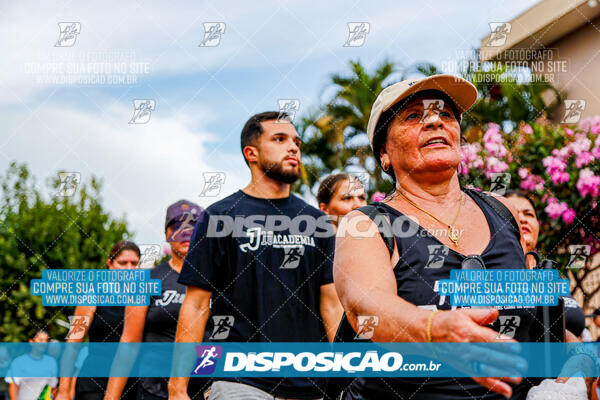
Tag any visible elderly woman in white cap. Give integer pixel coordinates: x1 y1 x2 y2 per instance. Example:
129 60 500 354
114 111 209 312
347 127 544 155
334 75 538 399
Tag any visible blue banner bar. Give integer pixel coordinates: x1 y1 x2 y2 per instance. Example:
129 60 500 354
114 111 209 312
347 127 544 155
2 343 598 378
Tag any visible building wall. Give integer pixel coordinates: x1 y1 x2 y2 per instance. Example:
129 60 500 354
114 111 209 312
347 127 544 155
546 16 600 122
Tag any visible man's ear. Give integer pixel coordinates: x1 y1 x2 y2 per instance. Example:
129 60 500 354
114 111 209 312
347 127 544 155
243 145 259 164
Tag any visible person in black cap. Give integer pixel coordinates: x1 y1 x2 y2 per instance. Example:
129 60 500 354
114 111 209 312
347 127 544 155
169 111 342 400
105 200 203 400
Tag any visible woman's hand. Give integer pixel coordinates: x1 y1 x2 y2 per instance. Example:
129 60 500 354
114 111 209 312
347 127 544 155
431 308 525 399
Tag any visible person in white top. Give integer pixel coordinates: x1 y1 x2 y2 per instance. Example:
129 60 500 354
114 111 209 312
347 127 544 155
5 331 57 400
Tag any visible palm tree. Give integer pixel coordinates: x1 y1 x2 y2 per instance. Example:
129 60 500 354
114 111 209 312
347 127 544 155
298 60 440 195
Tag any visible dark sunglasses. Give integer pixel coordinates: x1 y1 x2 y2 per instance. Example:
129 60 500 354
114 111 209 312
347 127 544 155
461 255 485 270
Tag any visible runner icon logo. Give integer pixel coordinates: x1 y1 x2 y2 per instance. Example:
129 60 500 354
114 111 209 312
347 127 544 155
355 315 379 340
486 23 511 47
497 315 521 339
199 172 226 197
567 244 591 269
344 22 370 47
209 316 234 340
425 245 449 269
192 345 222 375
66 316 90 340
199 23 226 47
55 22 81 47
280 246 305 269
490 173 511 195
129 99 155 124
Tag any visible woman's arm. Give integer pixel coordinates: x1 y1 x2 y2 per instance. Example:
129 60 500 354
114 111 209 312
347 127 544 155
104 305 148 400
56 305 96 400
335 209 523 398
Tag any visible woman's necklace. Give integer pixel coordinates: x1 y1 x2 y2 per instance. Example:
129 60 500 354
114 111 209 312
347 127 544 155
397 190 464 246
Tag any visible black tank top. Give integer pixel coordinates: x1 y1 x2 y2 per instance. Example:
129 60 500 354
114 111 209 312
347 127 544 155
346 189 535 400
78 306 125 393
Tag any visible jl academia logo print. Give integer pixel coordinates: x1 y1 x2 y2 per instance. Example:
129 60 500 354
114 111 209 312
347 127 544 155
192 345 222 375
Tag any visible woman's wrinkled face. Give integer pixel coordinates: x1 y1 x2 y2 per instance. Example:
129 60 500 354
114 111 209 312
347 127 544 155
107 250 140 270
507 195 539 253
320 178 367 225
383 94 461 178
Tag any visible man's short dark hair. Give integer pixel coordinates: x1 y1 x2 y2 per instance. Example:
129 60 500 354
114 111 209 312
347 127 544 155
240 111 290 165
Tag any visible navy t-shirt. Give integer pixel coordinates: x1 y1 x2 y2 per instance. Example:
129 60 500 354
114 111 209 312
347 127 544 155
178 190 335 398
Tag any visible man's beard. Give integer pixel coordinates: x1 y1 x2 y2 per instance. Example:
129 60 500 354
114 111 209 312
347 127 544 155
260 158 300 184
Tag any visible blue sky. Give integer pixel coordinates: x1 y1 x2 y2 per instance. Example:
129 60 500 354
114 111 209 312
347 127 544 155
0 0 539 244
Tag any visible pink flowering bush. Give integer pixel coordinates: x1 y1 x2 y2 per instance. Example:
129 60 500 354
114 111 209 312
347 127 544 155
460 116 600 260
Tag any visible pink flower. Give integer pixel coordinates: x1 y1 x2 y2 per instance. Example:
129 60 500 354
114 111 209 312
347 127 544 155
543 155 569 184
460 142 483 176
562 208 576 224
565 128 574 136
575 151 594 168
518 168 529 179
545 199 568 219
371 191 386 202
520 173 545 192
570 135 592 155
483 124 508 158
163 245 171 255
484 156 508 178
592 146 600 159
576 168 600 198
521 123 533 134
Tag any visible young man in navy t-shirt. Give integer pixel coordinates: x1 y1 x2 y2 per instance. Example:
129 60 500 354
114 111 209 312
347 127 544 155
169 111 342 400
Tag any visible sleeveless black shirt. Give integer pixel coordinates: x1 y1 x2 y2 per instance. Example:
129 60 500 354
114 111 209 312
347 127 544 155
346 190 536 400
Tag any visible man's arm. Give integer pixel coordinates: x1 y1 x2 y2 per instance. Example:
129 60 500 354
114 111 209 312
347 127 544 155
168 285 212 400
8 382 18 400
320 283 343 342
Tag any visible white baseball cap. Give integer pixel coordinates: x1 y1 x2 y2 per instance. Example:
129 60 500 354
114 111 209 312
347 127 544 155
366 74 478 151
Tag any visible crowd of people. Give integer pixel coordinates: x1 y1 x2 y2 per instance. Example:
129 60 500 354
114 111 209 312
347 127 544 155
4 74 600 400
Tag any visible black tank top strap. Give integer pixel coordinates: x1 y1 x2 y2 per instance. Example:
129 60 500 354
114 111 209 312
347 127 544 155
463 188 521 241
355 204 395 257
